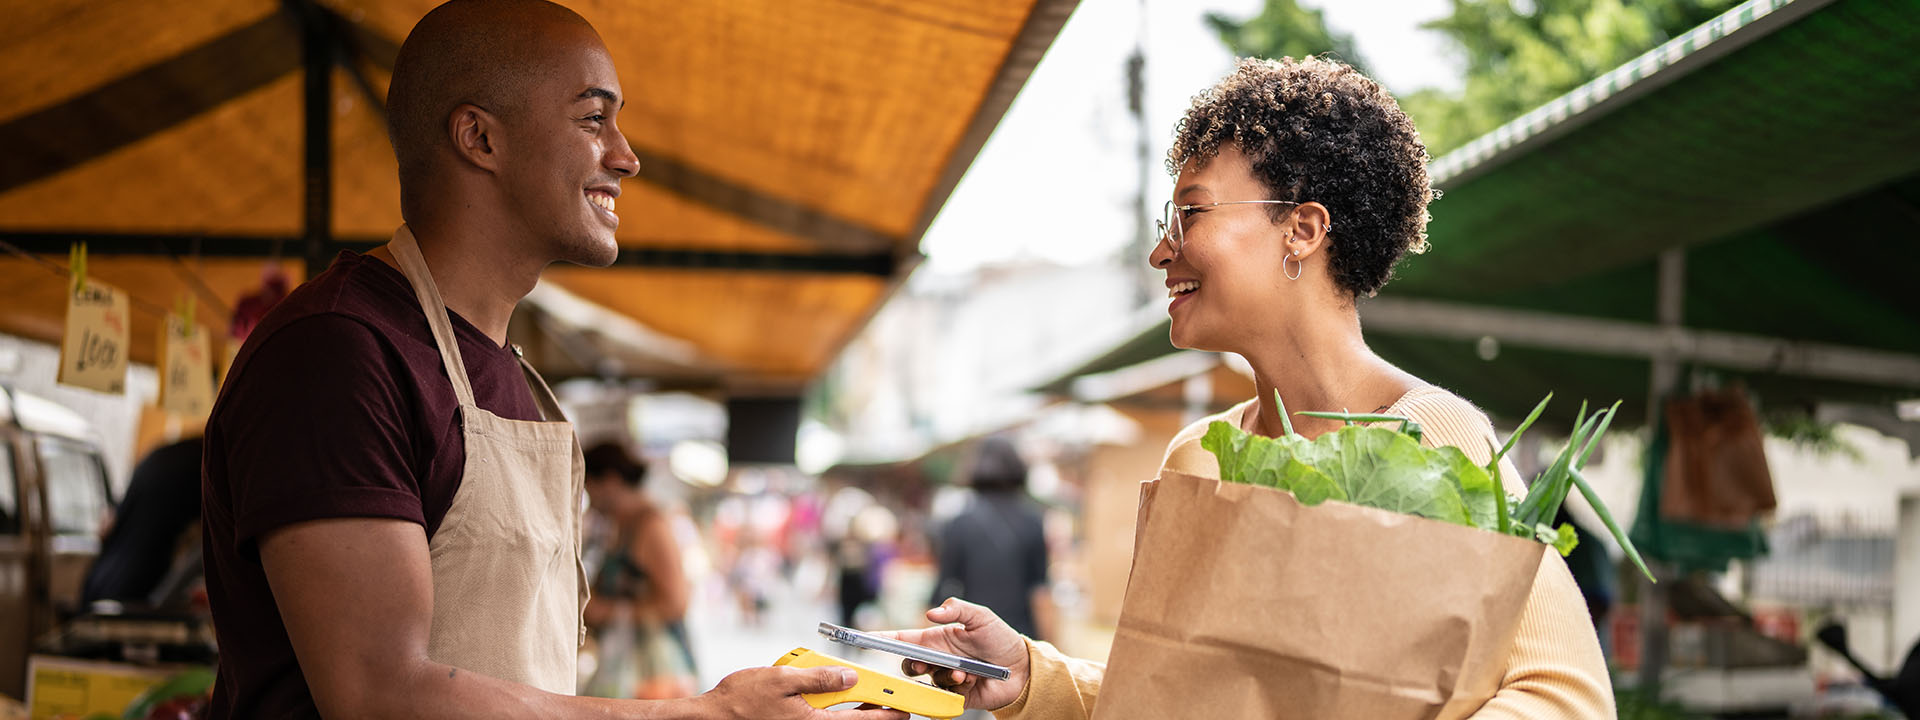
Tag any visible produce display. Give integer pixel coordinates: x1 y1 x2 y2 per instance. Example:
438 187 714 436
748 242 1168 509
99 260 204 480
76 667 212 720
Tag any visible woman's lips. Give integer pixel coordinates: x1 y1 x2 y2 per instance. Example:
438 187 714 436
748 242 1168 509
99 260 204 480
1166 279 1199 314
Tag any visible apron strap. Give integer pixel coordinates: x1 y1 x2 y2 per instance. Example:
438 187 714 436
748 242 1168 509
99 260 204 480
516 356 569 424
389 225 478 408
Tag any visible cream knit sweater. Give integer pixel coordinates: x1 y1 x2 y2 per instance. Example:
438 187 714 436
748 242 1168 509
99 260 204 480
994 386 1615 719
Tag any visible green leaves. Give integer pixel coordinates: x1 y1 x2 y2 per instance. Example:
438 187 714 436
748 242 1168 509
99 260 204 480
1202 418 1494 528
1200 421 1347 504
1203 391 1651 577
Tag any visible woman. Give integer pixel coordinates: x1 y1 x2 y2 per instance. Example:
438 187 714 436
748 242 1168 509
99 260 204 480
580 442 697 699
888 57 1613 718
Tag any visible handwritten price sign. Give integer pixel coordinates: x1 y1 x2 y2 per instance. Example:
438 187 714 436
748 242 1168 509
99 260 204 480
159 315 214 418
58 280 130 394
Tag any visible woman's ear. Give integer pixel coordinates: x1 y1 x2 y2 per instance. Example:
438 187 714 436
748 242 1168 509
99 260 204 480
1286 201 1334 260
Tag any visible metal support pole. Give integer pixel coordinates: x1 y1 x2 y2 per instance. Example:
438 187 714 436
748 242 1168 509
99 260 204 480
1126 36 1150 308
295 1 335 275
1637 248 1685 695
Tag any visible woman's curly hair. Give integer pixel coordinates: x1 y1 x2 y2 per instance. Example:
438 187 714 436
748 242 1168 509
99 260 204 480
1168 56 1433 298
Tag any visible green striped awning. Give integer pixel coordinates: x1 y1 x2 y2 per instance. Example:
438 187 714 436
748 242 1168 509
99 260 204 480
1037 0 1920 427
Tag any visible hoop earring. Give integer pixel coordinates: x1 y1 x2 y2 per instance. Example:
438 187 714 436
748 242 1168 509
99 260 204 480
1284 250 1303 281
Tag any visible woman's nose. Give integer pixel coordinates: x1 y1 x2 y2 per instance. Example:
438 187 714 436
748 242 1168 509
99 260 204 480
1149 235 1175 268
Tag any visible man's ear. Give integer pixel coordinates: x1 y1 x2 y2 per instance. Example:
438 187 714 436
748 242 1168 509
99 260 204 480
1285 201 1334 260
448 103 504 174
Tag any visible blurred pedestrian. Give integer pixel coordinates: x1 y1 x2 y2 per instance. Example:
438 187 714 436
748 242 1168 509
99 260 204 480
833 533 876 628
930 437 1053 641
581 443 696 699
84 436 204 609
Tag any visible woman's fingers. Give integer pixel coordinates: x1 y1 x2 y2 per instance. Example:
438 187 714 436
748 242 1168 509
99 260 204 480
930 597 1001 632
899 659 974 691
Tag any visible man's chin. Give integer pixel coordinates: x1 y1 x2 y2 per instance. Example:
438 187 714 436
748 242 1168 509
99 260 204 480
557 236 621 268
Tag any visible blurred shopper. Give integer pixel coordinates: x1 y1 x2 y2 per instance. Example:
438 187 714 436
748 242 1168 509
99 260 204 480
200 1 897 718
884 57 1610 718
83 436 204 608
930 438 1053 641
833 533 876 628
581 443 696 699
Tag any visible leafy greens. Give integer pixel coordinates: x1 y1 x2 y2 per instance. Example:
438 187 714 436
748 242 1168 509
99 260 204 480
1202 391 1652 581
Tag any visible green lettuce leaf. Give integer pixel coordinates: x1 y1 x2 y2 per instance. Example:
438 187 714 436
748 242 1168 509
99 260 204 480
1536 522 1579 556
1201 422 1345 504
1312 425 1471 526
1205 421 1493 528
1200 396 1599 562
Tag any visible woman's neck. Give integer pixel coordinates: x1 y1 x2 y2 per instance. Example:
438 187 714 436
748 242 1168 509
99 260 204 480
1241 303 1410 439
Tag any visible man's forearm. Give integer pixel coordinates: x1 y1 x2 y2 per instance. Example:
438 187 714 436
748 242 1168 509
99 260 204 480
332 658 709 720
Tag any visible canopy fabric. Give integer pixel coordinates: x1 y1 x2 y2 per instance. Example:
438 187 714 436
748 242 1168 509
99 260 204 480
0 0 1077 389
1038 0 1920 426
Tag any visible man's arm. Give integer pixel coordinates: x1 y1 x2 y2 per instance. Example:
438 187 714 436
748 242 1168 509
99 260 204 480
262 517 901 720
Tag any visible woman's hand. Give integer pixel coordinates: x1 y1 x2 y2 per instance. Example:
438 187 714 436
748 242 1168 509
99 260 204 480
878 598 1030 711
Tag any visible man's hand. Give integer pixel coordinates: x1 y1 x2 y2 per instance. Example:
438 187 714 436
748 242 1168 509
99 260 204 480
696 666 906 720
263 517 903 720
879 598 1030 711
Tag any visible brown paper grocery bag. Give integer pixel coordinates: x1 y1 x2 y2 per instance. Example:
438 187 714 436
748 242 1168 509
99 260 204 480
1661 387 1776 529
1091 472 1544 720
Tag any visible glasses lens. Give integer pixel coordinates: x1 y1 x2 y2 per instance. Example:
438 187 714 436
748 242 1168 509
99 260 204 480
1161 200 1181 253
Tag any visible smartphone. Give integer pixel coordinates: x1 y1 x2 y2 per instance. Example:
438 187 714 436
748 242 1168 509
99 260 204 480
817 622 1013 681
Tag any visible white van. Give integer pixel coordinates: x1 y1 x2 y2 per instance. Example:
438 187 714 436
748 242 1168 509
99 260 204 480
0 385 115 701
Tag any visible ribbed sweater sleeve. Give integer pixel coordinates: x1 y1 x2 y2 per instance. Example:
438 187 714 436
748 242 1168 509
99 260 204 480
993 639 1102 720
1389 387 1616 719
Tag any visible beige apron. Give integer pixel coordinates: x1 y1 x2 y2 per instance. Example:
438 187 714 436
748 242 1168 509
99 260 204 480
389 225 590 694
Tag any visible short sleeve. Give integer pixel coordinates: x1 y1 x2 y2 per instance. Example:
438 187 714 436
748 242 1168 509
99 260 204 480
214 314 428 550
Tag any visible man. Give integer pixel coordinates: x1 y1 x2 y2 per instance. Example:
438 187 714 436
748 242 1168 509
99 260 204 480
931 438 1053 641
201 2 902 718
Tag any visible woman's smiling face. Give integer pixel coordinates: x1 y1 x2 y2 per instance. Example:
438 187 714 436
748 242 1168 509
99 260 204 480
1151 144 1299 355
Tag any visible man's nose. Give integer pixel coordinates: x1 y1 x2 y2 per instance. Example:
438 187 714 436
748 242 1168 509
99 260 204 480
607 133 640 177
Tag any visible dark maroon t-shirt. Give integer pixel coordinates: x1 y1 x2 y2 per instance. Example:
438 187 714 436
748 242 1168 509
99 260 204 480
201 250 542 720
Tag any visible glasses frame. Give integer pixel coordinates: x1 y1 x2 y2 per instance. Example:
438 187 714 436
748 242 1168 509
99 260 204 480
1157 199 1300 256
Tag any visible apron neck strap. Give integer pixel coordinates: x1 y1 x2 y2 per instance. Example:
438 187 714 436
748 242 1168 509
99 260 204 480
389 225 478 408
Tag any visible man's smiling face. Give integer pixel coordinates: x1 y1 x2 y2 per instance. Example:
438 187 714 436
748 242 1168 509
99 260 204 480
494 24 638 268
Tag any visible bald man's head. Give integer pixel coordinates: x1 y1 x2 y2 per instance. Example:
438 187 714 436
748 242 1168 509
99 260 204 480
386 0 601 212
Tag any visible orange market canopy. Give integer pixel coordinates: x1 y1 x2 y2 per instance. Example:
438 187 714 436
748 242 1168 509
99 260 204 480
0 0 1077 390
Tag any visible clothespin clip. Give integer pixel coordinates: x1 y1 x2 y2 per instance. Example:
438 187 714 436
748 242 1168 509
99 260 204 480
176 294 196 336
69 241 87 295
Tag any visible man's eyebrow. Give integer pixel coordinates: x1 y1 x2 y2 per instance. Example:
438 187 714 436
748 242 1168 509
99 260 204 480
579 87 623 109
1175 184 1208 201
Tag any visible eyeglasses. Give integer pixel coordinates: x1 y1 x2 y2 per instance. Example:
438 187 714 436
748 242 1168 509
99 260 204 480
1156 199 1300 256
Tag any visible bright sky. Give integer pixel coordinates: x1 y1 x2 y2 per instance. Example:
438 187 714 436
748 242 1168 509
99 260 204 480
918 0 1460 275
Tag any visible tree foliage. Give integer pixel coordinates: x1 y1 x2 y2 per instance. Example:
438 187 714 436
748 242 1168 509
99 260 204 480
1206 0 1370 76
1206 0 1744 158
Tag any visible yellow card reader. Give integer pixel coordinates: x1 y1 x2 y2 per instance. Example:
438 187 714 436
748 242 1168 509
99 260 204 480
773 647 965 719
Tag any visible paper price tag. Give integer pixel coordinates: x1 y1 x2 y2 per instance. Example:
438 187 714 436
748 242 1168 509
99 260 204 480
57 280 130 394
158 315 214 418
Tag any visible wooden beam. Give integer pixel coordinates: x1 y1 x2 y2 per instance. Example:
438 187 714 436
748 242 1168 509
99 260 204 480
0 232 897 276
